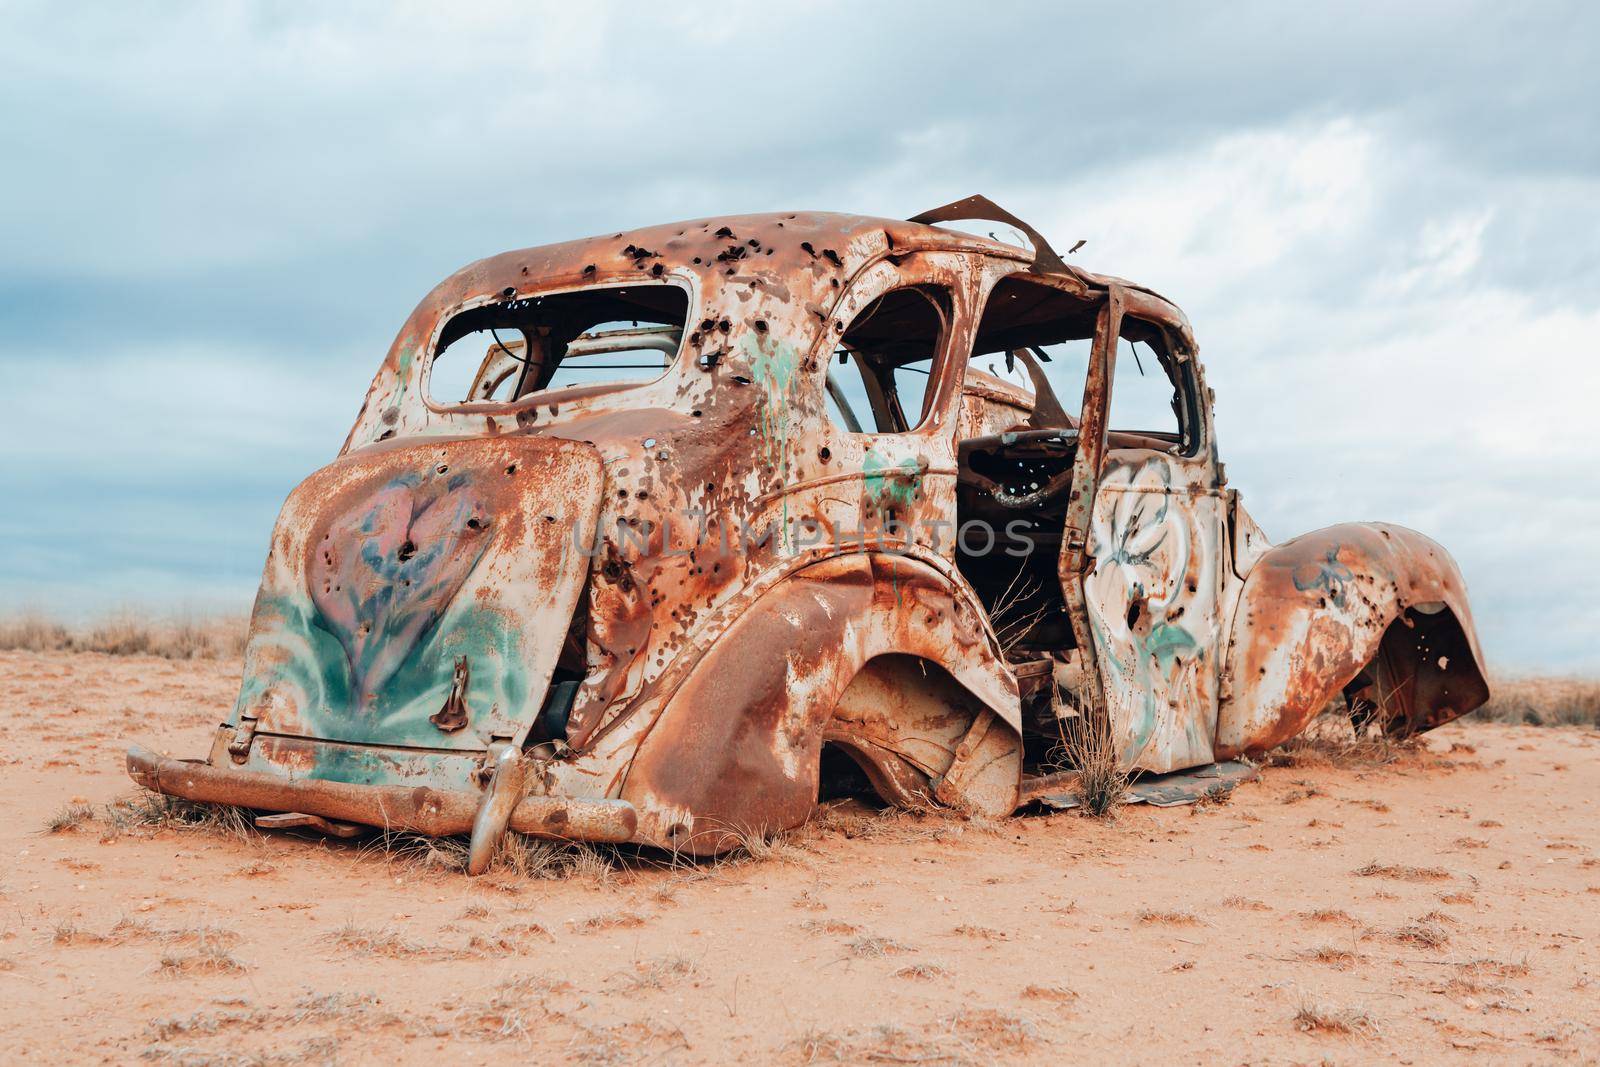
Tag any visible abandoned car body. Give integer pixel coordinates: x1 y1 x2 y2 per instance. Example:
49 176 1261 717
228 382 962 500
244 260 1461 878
128 197 1491 871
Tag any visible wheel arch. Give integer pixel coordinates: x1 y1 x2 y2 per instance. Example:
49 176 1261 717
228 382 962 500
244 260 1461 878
1216 522 1489 758
619 552 1022 852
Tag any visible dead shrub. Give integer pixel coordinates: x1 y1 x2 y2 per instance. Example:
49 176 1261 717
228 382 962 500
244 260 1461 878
1053 710 1127 818
43 802 96 834
1391 920 1451 949
156 938 246 977
1354 861 1449 882
1471 676 1600 727
1300 945 1359 968
846 935 912 958
0 611 250 659
103 792 256 841
1021 983 1078 1003
1293 996 1378 1037
1136 909 1202 926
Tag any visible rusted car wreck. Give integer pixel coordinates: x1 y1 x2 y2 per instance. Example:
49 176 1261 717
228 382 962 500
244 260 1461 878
128 196 1490 872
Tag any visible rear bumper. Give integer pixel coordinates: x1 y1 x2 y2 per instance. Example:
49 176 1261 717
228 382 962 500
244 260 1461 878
126 744 638 843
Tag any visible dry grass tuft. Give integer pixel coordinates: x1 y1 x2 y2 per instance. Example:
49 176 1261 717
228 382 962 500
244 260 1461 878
1391 920 1451 949
719 823 808 865
614 954 696 992
0 611 248 659
1302 908 1358 925
52 919 100 946
1354 861 1449 882
1061 716 1128 818
43 802 96 834
1222 896 1271 911
1136 908 1202 926
372 830 623 884
1293 996 1378 1037
846 935 912 958
1471 676 1600 727
788 1008 1041 1063
892 962 951 980
326 922 427 958
572 910 647 934
1300 945 1360 969
103 791 256 842
950 923 1010 941
1021 983 1078 1003
157 938 246 977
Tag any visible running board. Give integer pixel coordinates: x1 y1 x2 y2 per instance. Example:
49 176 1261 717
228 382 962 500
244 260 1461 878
1027 759 1259 810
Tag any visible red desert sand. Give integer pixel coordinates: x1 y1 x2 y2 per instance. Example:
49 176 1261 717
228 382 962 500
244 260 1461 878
1 650 1595 1063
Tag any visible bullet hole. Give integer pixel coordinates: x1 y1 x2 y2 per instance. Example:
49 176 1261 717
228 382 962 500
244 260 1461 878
467 518 483 530
800 241 816 257
644 437 657 448
378 429 396 441
1126 599 1142 630
435 464 449 475
617 489 628 499
699 350 724 370
520 265 529 275
582 264 597 276
821 248 842 267
714 226 734 238
717 318 731 333
650 263 664 277
818 447 831 462
505 463 517 475
753 319 768 333
706 484 715 493
398 540 417 562
636 490 648 500
691 409 703 418
732 374 752 386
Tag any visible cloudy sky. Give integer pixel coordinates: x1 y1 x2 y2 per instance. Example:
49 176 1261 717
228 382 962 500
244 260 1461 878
2 3 1596 672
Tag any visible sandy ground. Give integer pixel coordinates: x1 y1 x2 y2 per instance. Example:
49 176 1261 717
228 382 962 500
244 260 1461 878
0 650 1596 1065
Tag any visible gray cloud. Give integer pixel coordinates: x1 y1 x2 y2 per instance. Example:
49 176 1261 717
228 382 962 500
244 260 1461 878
1 2 1596 670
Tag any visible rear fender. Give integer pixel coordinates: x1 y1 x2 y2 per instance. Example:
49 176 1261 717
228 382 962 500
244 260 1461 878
619 552 1021 852
1216 523 1489 758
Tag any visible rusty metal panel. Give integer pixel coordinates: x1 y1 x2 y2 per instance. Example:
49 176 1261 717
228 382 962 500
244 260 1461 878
122 201 1489 869
232 435 604 764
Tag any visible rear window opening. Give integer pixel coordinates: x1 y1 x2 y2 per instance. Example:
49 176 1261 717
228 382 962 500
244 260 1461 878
427 282 689 406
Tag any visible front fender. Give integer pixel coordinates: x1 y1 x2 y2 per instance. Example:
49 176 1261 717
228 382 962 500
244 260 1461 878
618 551 1021 852
1216 523 1488 758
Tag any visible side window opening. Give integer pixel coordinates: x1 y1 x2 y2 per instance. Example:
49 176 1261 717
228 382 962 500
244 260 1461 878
822 285 950 434
1108 318 1191 449
427 283 689 406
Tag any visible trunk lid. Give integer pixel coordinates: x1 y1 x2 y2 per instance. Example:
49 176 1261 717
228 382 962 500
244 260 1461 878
233 435 602 752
